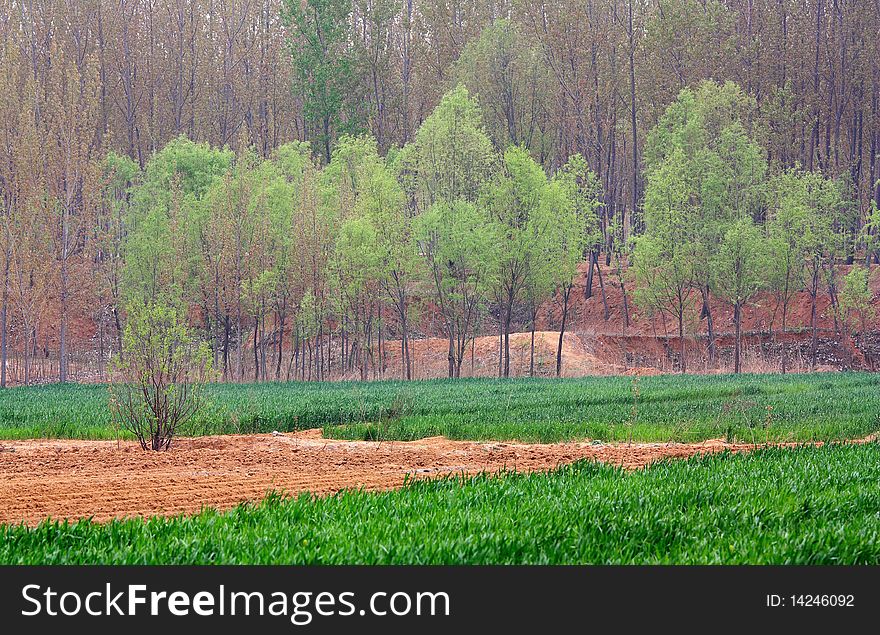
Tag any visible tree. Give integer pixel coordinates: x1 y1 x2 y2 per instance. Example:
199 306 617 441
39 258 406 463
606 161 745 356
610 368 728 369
329 216 382 380
711 218 769 373
482 145 548 377
644 81 767 362
320 135 387 379
109 300 212 451
94 151 140 371
767 168 844 369
124 137 231 309
415 200 497 378
371 151 419 380
453 19 553 161
861 199 880 267
838 265 875 366
401 85 497 212
545 154 602 376
766 174 807 339
283 0 361 164
631 147 695 371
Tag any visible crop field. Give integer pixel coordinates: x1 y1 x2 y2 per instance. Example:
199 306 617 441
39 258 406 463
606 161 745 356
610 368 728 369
2 372 878 565
1 372 879 444
3 444 879 565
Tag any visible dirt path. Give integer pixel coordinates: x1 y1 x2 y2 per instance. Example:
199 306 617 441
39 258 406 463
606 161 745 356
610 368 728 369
0 431 831 526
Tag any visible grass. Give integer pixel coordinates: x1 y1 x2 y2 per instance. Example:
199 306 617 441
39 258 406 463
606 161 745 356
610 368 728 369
0 372 878 444
2 443 879 564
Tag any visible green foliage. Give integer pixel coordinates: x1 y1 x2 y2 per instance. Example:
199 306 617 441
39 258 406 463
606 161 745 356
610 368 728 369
5 444 880 564
102 152 140 191
282 0 361 163
414 200 497 374
711 217 769 308
400 85 497 210
644 80 767 296
547 154 602 286
767 168 845 295
482 145 551 368
109 301 213 450
2 373 878 444
123 137 232 306
838 266 875 334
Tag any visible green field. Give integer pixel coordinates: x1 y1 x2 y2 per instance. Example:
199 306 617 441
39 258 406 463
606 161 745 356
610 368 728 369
1 372 878 443
3 444 878 564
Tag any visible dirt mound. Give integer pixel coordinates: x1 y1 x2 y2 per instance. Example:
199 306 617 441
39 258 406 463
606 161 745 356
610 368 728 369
0 432 828 526
379 330 616 379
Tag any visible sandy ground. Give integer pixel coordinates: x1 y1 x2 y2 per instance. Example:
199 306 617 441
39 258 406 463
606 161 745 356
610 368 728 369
0 430 829 527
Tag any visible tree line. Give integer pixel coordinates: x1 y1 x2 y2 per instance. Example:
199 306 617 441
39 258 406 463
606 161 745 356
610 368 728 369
0 0 878 384
102 85 604 383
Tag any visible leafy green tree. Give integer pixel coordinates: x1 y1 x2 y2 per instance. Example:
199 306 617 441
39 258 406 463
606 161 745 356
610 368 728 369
838 265 876 365
861 199 880 267
766 174 807 338
283 0 361 164
711 218 769 373
522 204 557 376
767 168 844 368
545 153 602 376
321 135 389 379
415 200 497 378
266 142 314 379
124 137 232 309
329 216 382 380
401 85 497 212
644 81 767 362
367 151 419 380
631 146 695 371
109 300 212 451
482 145 547 377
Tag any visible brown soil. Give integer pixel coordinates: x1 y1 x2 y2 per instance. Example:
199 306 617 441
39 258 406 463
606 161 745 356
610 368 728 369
381 330 616 379
13 263 879 385
0 430 831 526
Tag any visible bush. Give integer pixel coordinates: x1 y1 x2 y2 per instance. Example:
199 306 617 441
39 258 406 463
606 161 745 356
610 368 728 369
109 302 212 450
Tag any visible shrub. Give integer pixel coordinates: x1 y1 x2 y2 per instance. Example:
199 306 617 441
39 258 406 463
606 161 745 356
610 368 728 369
109 302 212 450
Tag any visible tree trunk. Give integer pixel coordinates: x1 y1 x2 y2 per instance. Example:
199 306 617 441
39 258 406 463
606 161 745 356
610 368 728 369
618 266 631 330
398 290 411 380
734 302 742 374
556 283 571 377
378 304 384 378
498 324 503 377
59 251 69 383
585 252 595 299
595 253 609 319
503 310 512 378
236 304 243 381
700 285 716 362
447 329 455 379
678 310 687 373
276 309 285 380
253 316 260 382
810 269 819 370
627 0 639 232
529 309 536 378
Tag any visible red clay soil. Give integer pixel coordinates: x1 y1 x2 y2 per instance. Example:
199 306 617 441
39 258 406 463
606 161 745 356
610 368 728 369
540 261 880 337
0 430 833 527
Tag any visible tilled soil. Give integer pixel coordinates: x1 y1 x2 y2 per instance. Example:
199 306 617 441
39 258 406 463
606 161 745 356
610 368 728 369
0 431 817 526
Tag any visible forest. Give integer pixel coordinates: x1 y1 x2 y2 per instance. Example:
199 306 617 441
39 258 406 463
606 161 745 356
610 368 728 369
0 0 878 385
